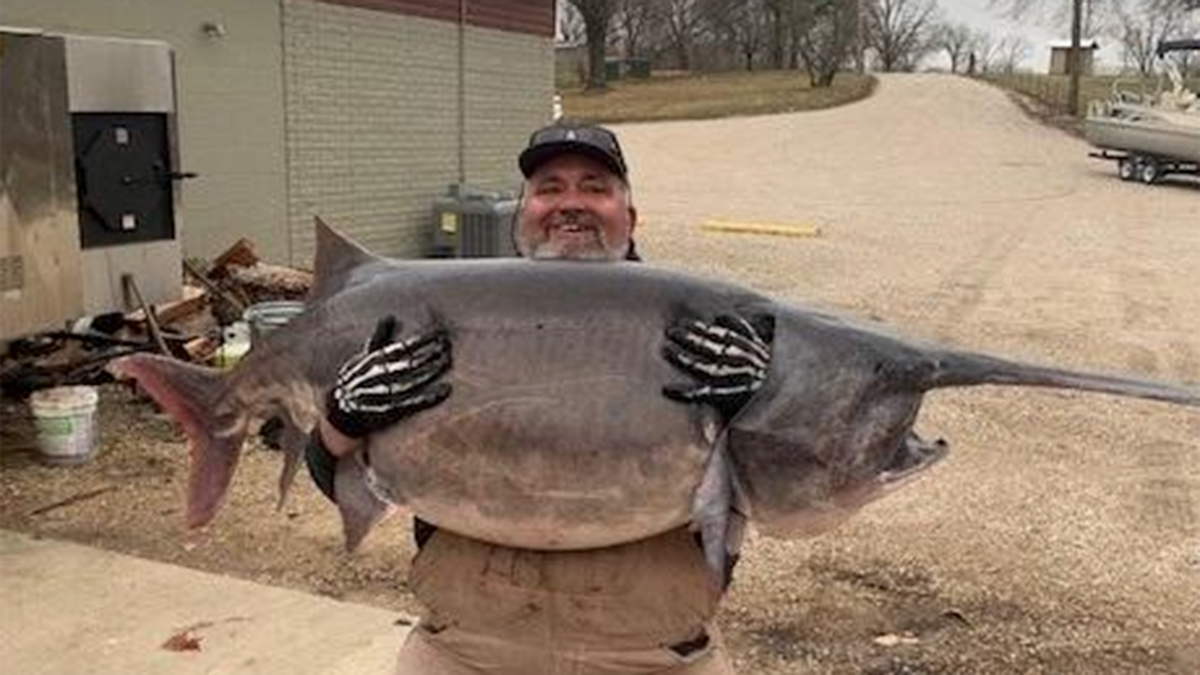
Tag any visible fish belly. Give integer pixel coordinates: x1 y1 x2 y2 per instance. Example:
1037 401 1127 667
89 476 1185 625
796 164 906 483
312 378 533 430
366 333 711 549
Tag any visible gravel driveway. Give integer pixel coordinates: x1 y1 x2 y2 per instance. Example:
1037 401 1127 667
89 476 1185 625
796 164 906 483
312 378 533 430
616 74 1200 674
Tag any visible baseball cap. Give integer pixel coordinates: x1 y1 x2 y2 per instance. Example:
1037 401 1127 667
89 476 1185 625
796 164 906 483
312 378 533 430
518 122 628 181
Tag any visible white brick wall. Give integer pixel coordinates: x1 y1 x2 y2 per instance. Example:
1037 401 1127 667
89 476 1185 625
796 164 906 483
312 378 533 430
284 0 553 263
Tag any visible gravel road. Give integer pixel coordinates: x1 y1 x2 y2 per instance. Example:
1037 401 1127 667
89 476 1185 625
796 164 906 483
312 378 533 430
617 73 1200 673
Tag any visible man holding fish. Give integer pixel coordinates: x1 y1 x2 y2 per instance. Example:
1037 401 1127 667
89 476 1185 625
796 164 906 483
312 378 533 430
306 122 774 674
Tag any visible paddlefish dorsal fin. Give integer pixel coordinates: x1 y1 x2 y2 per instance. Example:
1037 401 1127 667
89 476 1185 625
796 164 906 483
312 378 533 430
308 216 387 304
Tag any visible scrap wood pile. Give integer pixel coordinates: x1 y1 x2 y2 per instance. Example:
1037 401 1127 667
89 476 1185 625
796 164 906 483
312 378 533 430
0 239 312 399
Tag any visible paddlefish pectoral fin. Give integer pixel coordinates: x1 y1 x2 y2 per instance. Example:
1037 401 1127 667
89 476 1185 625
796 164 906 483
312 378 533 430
334 449 400 552
107 354 246 529
274 414 316 511
689 413 746 589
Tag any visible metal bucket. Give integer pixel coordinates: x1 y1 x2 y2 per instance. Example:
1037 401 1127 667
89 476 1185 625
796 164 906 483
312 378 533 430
243 301 305 347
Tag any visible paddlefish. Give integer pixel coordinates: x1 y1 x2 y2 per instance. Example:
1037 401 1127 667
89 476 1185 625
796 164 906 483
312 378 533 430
108 219 1200 575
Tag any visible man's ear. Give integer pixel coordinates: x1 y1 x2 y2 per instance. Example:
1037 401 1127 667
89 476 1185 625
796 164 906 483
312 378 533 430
627 205 638 235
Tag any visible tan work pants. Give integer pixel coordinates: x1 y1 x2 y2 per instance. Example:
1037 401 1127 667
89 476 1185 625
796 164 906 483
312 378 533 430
394 527 734 675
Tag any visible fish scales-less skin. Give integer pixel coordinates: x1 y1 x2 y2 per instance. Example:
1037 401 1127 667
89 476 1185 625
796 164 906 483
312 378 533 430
330 261 760 550
725 311 931 537
108 221 1200 559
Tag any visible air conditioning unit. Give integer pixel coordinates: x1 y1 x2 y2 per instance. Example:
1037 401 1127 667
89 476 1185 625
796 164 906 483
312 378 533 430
432 185 518 258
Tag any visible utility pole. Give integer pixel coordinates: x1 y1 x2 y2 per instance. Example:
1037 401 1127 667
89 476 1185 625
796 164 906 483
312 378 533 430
1068 0 1083 116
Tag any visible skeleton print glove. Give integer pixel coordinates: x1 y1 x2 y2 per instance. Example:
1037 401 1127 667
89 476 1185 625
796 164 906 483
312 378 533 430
662 313 775 420
325 315 452 439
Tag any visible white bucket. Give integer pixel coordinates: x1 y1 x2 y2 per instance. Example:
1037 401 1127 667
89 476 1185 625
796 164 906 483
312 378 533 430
214 320 252 369
29 386 100 466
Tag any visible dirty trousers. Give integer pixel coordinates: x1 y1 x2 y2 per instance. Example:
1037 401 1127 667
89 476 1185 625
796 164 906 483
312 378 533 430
394 527 735 675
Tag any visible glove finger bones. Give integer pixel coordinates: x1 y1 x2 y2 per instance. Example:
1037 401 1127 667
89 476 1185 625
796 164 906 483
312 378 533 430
670 323 768 370
712 315 772 361
345 380 451 414
340 351 451 411
337 329 445 383
664 344 764 382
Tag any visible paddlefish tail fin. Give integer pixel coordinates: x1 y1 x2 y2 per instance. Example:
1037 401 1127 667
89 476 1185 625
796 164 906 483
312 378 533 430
108 354 247 529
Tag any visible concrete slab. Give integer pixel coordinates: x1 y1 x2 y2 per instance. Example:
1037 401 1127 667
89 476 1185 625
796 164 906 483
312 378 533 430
0 529 409 675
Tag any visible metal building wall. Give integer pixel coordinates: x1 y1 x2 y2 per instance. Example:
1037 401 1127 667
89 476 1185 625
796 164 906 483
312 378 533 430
0 31 84 338
1 0 290 263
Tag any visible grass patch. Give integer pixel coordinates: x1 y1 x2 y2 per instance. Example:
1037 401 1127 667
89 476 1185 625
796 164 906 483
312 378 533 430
560 70 877 124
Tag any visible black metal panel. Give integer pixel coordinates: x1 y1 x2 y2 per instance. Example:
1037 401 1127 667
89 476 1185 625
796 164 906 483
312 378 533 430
73 113 176 249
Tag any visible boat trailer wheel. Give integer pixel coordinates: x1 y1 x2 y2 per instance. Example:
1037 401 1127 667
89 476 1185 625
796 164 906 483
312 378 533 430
1139 159 1161 185
1118 157 1138 181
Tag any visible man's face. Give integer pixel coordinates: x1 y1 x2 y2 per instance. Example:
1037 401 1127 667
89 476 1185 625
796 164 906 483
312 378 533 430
516 154 637 261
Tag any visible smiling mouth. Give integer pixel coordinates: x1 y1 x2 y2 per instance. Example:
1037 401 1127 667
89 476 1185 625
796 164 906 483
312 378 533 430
552 223 594 235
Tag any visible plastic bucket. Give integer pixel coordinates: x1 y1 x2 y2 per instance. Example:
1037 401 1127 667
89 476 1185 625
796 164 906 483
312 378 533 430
28 386 100 466
243 301 305 347
213 321 252 369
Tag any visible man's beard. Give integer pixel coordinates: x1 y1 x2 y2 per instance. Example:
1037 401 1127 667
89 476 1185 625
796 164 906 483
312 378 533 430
525 220 626 261
528 234 619 261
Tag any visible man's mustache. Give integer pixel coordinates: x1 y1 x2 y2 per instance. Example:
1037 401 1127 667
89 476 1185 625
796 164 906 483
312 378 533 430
548 210 601 229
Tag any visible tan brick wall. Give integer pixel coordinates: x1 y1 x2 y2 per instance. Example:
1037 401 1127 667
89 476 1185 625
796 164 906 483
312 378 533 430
283 0 553 262
3 0 291 262
464 26 555 191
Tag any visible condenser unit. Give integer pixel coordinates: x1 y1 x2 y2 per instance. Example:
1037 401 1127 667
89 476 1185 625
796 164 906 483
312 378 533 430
432 185 518 258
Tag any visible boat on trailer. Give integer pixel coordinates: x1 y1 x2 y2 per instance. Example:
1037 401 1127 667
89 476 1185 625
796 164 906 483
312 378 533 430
1085 39 1200 184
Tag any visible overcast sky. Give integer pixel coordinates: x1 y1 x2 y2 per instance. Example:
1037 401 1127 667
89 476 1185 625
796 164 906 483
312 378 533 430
936 0 1121 72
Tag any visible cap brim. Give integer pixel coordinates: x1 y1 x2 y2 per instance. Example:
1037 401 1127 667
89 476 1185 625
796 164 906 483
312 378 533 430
519 141 626 180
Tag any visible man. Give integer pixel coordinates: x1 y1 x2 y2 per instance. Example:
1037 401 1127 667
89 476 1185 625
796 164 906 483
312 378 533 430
307 122 773 674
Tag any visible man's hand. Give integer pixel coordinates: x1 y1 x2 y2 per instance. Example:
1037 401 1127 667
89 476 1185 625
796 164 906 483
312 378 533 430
309 316 452 503
662 313 774 420
326 316 452 439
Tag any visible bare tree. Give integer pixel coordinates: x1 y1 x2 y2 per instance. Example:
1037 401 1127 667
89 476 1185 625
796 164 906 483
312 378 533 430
704 0 771 70
1148 0 1199 12
934 22 975 73
660 0 706 70
996 34 1032 72
570 0 617 90
612 0 660 59
794 0 859 86
558 0 587 44
1116 0 1183 74
763 0 796 69
970 32 1001 73
865 0 941 72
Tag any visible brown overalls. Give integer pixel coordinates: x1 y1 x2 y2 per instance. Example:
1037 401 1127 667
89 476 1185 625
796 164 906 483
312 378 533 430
394 526 735 675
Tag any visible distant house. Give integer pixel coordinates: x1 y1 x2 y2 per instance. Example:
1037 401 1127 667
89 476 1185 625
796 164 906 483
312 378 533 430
1048 39 1100 75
